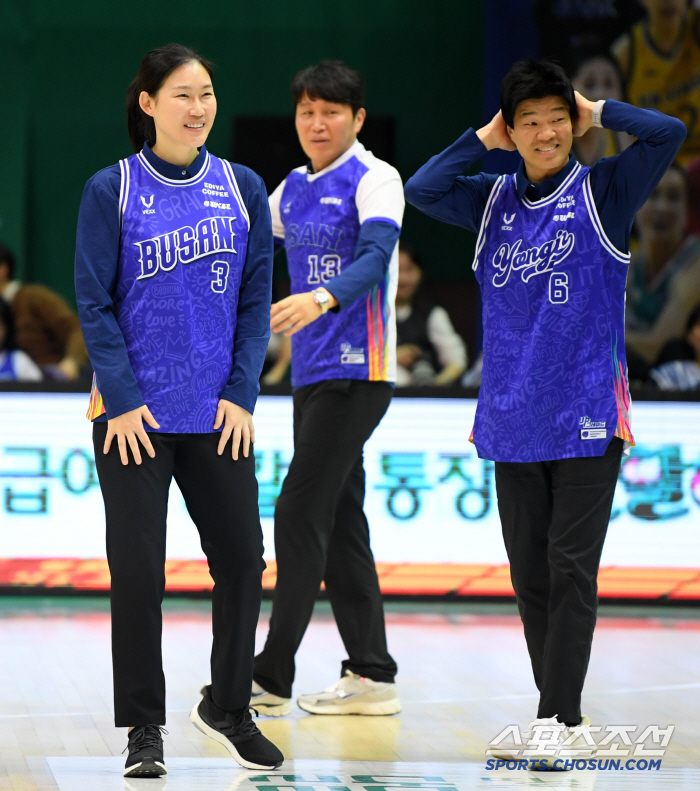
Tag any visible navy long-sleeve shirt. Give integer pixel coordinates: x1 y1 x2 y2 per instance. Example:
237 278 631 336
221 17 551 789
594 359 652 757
75 143 272 420
404 100 687 254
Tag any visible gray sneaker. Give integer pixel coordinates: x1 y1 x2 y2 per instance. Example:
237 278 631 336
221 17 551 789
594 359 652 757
297 670 401 715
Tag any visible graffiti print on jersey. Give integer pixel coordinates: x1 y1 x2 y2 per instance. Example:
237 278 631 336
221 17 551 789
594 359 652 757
472 166 632 462
113 153 249 432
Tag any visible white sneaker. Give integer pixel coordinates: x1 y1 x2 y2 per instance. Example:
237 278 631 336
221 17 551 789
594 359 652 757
487 714 593 766
296 670 401 715
523 715 596 770
250 680 291 717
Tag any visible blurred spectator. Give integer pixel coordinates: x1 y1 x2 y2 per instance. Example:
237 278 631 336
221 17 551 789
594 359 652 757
261 332 291 384
626 164 700 363
0 298 42 382
613 0 700 166
649 301 700 389
0 243 88 380
535 0 644 71
570 52 632 166
395 243 467 387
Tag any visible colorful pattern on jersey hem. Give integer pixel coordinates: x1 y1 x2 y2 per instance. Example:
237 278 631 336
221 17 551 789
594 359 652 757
367 274 390 381
86 374 106 421
612 334 634 445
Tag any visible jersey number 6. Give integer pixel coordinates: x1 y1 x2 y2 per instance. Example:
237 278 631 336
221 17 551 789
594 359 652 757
211 260 230 293
549 272 568 304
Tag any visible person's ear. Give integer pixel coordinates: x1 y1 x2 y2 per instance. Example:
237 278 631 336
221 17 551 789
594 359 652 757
507 124 515 142
353 108 367 136
139 91 155 117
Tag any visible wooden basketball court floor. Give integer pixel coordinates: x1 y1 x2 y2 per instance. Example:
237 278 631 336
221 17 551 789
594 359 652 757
1 597 699 789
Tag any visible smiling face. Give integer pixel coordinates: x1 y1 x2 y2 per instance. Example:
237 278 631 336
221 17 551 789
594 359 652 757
636 167 687 247
139 60 216 165
295 92 366 172
507 96 573 183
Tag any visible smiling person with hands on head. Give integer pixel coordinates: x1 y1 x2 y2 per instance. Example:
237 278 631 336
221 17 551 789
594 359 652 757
75 43 283 777
249 60 404 718
405 58 685 770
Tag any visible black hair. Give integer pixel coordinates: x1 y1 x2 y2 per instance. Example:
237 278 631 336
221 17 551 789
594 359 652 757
126 43 214 154
291 60 365 116
686 302 700 335
500 59 578 129
0 243 16 280
0 298 17 352
399 241 423 270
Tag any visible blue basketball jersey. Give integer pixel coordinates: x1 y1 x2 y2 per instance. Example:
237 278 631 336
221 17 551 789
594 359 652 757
271 142 402 387
107 151 250 432
472 162 633 462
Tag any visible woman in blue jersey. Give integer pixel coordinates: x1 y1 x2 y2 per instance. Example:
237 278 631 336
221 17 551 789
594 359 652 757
250 61 404 717
75 44 282 777
405 59 685 769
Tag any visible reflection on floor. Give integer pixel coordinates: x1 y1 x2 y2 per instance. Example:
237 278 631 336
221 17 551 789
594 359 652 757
45 757 700 791
0 598 699 790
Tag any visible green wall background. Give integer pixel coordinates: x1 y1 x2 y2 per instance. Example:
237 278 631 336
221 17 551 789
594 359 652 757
0 0 482 306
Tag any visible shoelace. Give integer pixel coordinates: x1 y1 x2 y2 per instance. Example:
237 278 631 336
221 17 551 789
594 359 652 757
215 706 261 742
123 725 168 754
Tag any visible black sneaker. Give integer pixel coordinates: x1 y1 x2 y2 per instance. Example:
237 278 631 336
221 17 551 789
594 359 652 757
190 687 284 769
123 724 167 777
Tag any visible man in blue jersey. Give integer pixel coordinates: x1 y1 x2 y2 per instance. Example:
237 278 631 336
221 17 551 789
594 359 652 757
251 61 404 716
405 59 685 767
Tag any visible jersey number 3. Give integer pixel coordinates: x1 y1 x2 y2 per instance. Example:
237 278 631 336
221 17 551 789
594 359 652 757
549 272 568 304
211 260 230 293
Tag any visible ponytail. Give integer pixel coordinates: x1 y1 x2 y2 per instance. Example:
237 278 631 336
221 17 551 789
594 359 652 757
126 43 214 153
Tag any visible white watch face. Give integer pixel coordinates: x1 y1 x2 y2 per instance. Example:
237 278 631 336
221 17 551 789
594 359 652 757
314 290 329 304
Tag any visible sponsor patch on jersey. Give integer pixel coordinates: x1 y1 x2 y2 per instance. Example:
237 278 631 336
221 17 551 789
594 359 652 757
580 428 606 440
340 343 365 364
321 196 343 205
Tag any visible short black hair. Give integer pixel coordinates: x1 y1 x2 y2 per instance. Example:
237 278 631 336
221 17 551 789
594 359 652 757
0 297 17 352
291 60 365 116
399 241 423 270
500 59 578 129
0 243 15 280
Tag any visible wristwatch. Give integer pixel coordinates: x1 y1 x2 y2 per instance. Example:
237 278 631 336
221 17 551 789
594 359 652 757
312 288 331 314
591 99 606 129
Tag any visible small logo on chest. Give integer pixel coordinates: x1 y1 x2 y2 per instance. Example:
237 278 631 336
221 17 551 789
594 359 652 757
140 195 155 215
501 212 515 231
321 197 343 205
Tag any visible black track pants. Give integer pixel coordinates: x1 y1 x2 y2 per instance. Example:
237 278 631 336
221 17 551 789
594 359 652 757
494 437 624 725
254 379 398 698
93 424 265 726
